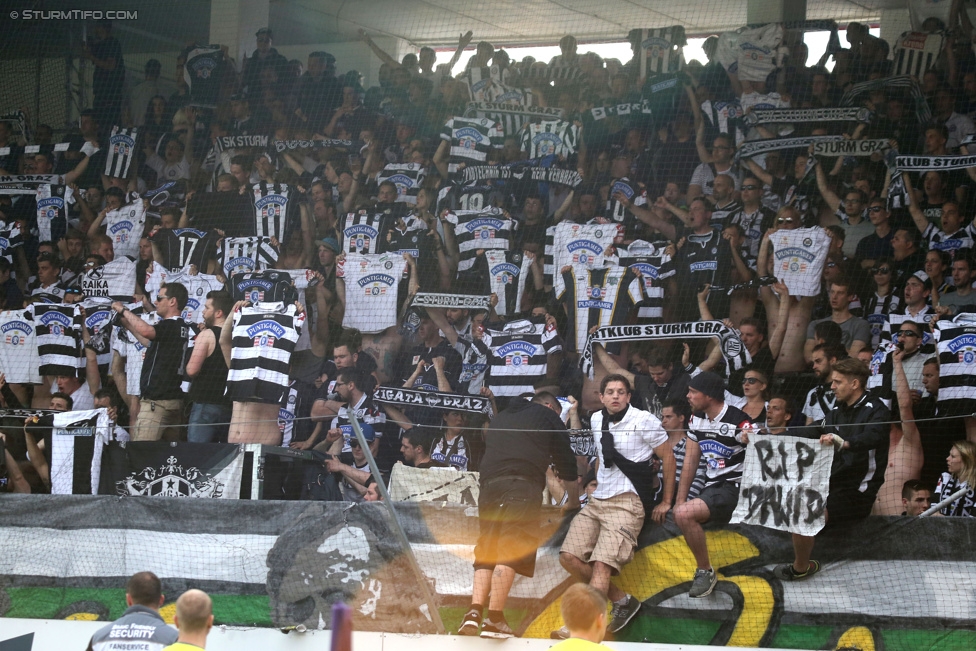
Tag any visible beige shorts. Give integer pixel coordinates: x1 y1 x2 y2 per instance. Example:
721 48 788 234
133 398 184 441
560 492 644 573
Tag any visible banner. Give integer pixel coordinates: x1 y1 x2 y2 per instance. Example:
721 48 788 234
461 164 583 188
812 139 888 156
98 441 245 498
895 155 976 172
744 107 871 126
272 139 364 153
214 135 269 151
412 293 491 310
736 135 842 160
579 321 750 378
40 408 111 495
373 387 494 415
388 462 480 505
731 433 833 536
0 174 62 195
465 102 564 119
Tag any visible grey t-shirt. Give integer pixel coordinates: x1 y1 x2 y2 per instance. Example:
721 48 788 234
806 315 873 349
939 289 976 315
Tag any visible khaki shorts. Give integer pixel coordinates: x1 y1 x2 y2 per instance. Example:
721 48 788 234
560 492 644 573
133 398 184 441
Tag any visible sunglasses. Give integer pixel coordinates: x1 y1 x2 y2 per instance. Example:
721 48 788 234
777 218 795 224
155 294 168 302
868 206 885 213
897 330 920 338
871 266 891 274
349 439 361 448
741 184 760 191
743 377 764 384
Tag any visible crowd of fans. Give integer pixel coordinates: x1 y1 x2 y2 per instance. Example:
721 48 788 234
0 10 974 539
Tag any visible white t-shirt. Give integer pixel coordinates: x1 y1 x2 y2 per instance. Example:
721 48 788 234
590 407 667 500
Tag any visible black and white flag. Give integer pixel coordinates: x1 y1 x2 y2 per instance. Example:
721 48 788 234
99 441 245 498
580 321 750 378
373 387 494 415
104 126 138 178
41 408 112 495
215 135 269 152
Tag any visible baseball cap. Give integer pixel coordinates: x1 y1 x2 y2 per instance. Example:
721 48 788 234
316 237 339 253
351 423 376 442
688 371 726 403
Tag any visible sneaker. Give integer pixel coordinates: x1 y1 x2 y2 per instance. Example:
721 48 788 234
457 608 482 636
608 595 642 632
550 626 571 640
688 567 717 598
773 560 821 581
480 616 515 639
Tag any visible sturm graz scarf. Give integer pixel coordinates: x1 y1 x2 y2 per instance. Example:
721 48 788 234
584 99 653 124
214 135 268 152
895 154 976 172
744 107 871 126
373 387 494 415
735 135 842 161
272 139 365 153
412 293 491 310
840 75 931 124
462 164 583 188
812 139 888 156
580 321 750 378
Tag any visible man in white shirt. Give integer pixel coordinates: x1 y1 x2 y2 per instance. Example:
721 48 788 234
557 374 675 638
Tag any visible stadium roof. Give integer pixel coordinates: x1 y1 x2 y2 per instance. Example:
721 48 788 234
0 0 896 58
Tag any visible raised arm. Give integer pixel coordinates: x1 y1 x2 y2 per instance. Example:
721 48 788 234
445 31 475 73
767 281 791 360
814 157 841 213
359 30 400 68
593 342 636 386
744 157 773 186
900 173 930 233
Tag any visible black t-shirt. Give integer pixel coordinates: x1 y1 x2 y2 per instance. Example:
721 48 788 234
90 37 124 99
478 400 577 489
317 352 379 397
632 371 691 416
397 339 463 392
140 317 189 400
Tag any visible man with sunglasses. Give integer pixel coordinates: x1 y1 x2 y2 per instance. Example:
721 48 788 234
112 283 189 441
883 272 935 348
890 320 928 395
727 174 774 260
854 199 893 271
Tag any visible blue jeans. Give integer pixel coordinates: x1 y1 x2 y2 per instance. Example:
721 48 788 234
187 402 232 443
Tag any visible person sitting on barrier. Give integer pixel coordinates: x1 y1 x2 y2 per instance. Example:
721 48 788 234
321 422 380 503
934 441 976 517
674 371 755 598
86 571 178 651
550 583 614 651
557 374 675 638
901 480 932 517
660 397 707 504
773 357 890 581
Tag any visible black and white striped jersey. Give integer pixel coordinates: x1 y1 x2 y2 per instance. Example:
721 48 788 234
104 126 139 178
862 291 900 349
230 270 300 304
35 183 71 243
219 236 280 277
893 31 944 78
439 117 504 175
445 207 514 272
483 318 563 397
688 403 755 486
103 198 146 259
934 316 976 416
519 120 580 158
0 221 23 263
436 183 502 214
803 383 836 423
882 306 936 355
0 309 40 384
342 212 385 255
152 227 221 272
554 265 644 353
377 164 426 204
484 250 532 317
923 222 976 260
616 239 675 321
81 297 115 367
227 301 305 405
28 303 83 378
251 181 293 241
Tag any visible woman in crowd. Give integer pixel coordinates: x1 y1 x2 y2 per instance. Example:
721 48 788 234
935 441 976 517
729 369 769 425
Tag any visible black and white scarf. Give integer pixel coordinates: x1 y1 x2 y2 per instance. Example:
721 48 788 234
373 387 493 415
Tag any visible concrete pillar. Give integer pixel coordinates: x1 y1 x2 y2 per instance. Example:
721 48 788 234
746 0 807 24
209 0 269 69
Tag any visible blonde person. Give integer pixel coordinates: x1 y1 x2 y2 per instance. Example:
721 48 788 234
550 583 614 650
728 369 769 425
934 441 976 517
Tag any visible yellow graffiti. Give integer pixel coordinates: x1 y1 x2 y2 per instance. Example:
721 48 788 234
835 626 875 651
65 612 101 621
159 603 177 625
523 530 774 646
